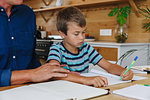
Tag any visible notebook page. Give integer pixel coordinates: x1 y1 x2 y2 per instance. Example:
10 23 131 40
81 69 131 85
0 86 67 100
132 65 150 71
112 84 150 100
29 80 108 100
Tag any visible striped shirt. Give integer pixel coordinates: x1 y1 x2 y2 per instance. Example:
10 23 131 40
47 42 103 73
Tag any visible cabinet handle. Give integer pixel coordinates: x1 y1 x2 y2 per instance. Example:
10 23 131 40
97 48 99 52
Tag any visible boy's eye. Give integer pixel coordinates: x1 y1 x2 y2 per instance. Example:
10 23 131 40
82 31 86 34
74 33 79 36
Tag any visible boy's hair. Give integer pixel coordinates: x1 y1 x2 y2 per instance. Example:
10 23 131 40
56 7 86 35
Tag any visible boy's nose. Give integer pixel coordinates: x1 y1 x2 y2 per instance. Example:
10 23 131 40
79 34 85 40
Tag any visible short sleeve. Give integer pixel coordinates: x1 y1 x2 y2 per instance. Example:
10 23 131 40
47 45 61 63
88 45 103 65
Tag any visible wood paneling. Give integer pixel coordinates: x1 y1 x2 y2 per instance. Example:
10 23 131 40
24 0 150 43
93 47 118 61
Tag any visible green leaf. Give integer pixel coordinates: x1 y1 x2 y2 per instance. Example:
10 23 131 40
108 6 131 25
147 8 150 13
142 9 149 14
121 12 127 19
143 22 150 32
125 6 131 14
108 8 119 16
117 14 126 25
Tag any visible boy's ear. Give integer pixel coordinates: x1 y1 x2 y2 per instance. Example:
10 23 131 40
58 31 66 39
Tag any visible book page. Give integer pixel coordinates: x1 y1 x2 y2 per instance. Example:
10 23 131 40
30 80 108 100
112 84 150 100
81 69 147 85
0 86 67 100
132 65 150 71
81 69 131 85
0 80 108 100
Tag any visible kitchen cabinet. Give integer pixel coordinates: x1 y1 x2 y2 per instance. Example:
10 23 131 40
89 42 150 67
93 47 118 61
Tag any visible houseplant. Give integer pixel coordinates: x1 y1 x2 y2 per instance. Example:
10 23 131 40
108 6 131 43
116 7 150 65
138 7 150 32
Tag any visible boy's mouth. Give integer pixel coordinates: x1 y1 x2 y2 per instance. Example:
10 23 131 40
78 42 83 45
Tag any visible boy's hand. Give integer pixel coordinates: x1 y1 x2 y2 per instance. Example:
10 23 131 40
29 63 70 82
120 69 133 81
82 76 108 87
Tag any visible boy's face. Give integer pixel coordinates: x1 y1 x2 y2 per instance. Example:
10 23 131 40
60 22 86 48
2 0 23 5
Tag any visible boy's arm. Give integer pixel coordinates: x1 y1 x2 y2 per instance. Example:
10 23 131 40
49 60 108 87
97 58 133 80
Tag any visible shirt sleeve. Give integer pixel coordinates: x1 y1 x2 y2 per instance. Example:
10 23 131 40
0 69 11 87
88 45 103 65
47 45 61 63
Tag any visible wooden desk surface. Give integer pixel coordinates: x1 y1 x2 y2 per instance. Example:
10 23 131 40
0 74 150 100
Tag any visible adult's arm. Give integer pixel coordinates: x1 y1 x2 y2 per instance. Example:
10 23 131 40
0 63 69 86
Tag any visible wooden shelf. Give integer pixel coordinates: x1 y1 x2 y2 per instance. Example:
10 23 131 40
33 0 128 12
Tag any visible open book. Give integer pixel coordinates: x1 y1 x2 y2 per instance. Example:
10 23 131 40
0 80 108 100
80 69 147 85
112 84 150 100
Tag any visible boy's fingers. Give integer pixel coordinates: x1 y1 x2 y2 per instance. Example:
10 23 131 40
122 72 132 80
97 79 104 87
101 77 108 86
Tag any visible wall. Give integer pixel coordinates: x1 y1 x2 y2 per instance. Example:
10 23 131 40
24 0 150 43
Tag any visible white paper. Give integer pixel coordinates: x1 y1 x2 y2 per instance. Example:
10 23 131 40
0 80 108 100
81 69 147 85
30 80 108 100
132 75 147 80
132 65 150 71
112 84 150 100
131 69 147 74
0 86 66 100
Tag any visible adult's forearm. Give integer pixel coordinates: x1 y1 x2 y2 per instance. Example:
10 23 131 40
10 70 31 85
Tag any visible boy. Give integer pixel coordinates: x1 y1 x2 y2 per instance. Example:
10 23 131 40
47 7 133 87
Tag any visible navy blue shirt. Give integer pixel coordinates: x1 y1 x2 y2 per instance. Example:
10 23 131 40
0 4 41 86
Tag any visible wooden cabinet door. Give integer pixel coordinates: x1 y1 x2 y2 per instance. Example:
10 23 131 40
93 47 118 61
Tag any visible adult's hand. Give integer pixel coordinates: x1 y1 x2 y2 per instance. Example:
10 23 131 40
29 63 70 82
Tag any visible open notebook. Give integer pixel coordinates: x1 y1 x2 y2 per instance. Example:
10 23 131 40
81 69 147 85
131 65 150 73
0 80 108 100
112 84 150 100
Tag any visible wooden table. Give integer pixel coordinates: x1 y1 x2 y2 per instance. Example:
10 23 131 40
0 74 150 100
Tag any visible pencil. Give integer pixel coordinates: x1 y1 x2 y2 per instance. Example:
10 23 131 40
120 56 138 80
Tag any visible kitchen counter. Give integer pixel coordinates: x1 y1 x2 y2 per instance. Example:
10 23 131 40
88 41 150 46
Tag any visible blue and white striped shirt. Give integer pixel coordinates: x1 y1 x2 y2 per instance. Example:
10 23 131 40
47 42 103 73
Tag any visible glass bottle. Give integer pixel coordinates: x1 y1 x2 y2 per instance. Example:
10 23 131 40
114 23 128 43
